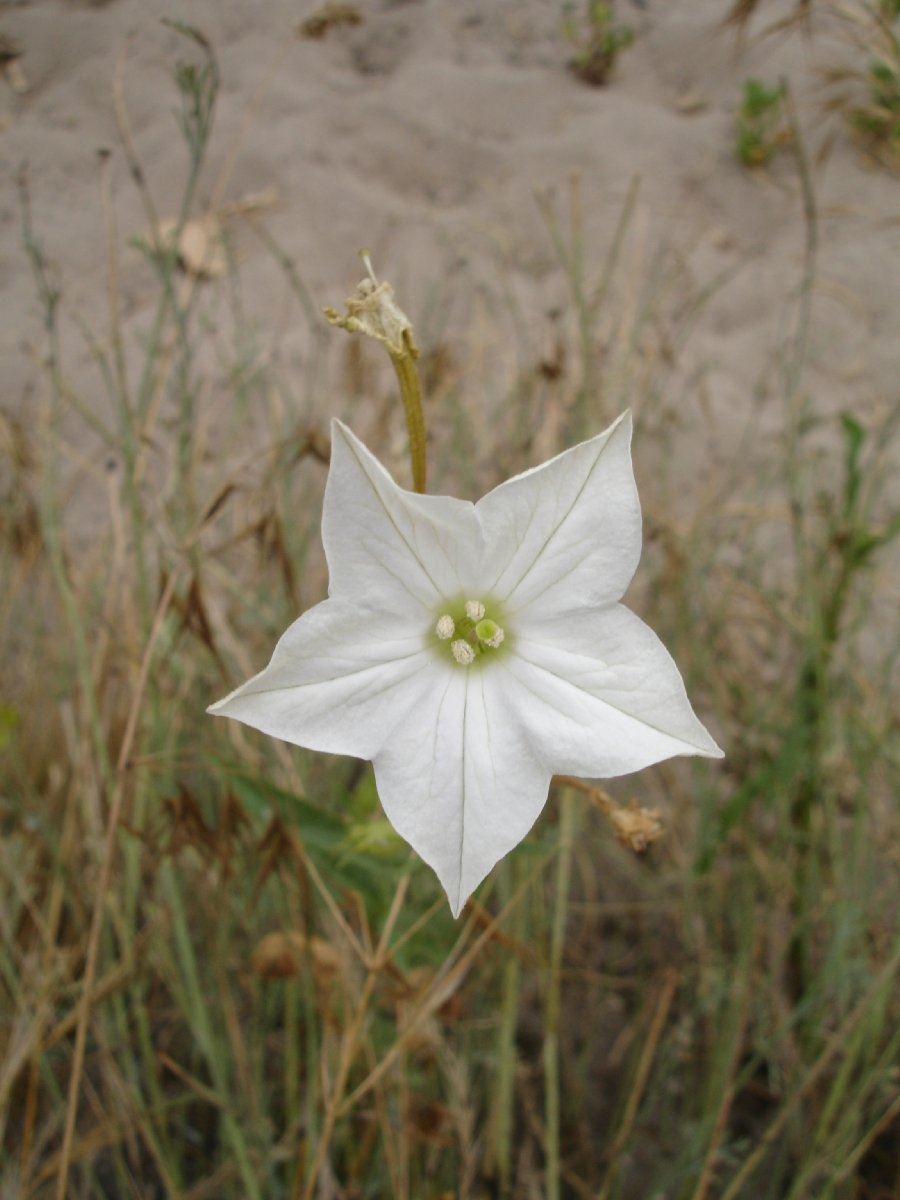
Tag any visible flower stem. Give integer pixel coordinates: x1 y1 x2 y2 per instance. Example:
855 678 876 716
388 342 427 494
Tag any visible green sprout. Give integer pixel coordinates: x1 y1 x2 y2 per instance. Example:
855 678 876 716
562 0 635 87
735 77 790 166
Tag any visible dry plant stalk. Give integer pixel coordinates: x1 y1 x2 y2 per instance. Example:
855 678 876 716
55 570 182 1200
556 775 665 852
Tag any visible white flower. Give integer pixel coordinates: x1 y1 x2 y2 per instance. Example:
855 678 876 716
209 412 722 916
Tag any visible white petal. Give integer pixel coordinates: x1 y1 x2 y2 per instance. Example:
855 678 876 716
323 421 483 612
372 668 551 917
208 600 439 760
503 604 723 777
475 411 640 617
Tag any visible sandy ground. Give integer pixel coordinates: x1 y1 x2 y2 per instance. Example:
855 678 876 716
1 0 898 522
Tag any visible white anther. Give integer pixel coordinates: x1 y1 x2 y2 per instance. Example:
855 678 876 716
451 639 476 666
435 614 455 640
465 600 486 621
482 626 505 649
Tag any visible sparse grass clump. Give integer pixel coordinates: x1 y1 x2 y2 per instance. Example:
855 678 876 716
851 18 900 162
730 0 900 171
735 77 791 164
1 17 900 1200
561 0 634 86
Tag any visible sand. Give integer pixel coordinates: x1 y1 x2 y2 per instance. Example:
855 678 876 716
1 0 898 527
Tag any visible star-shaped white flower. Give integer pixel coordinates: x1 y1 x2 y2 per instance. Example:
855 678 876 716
209 412 722 915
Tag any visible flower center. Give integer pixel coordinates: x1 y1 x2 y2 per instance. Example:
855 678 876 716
433 598 508 668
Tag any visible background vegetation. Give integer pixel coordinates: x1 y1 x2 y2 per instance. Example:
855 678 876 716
2 6 899 1197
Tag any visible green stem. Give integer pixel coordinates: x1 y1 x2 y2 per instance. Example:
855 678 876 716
162 860 263 1200
490 860 522 1196
543 789 576 1200
389 348 427 494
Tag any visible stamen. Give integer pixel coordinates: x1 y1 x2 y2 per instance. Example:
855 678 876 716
435 599 508 667
435 614 455 640
359 247 378 285
451 640 476 666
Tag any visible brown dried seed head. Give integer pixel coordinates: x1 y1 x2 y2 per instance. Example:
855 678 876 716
325 277 418 360
609 801 665 853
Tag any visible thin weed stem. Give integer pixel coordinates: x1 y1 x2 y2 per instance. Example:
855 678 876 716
543 788 576 1200
338 860 545 1118
719 938 900 1200
597 968 678 1200
55 569 181 1200
488 859 523 1196
297 875 410 1200
19 173 114 797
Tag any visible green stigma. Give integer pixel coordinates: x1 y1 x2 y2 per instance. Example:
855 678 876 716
475 618 504 649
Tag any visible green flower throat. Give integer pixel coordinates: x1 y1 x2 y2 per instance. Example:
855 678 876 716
432 599 510 668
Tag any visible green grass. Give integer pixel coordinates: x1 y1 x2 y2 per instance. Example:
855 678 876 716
2 20 900 1200
561 0 635 87
734 78 790 166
